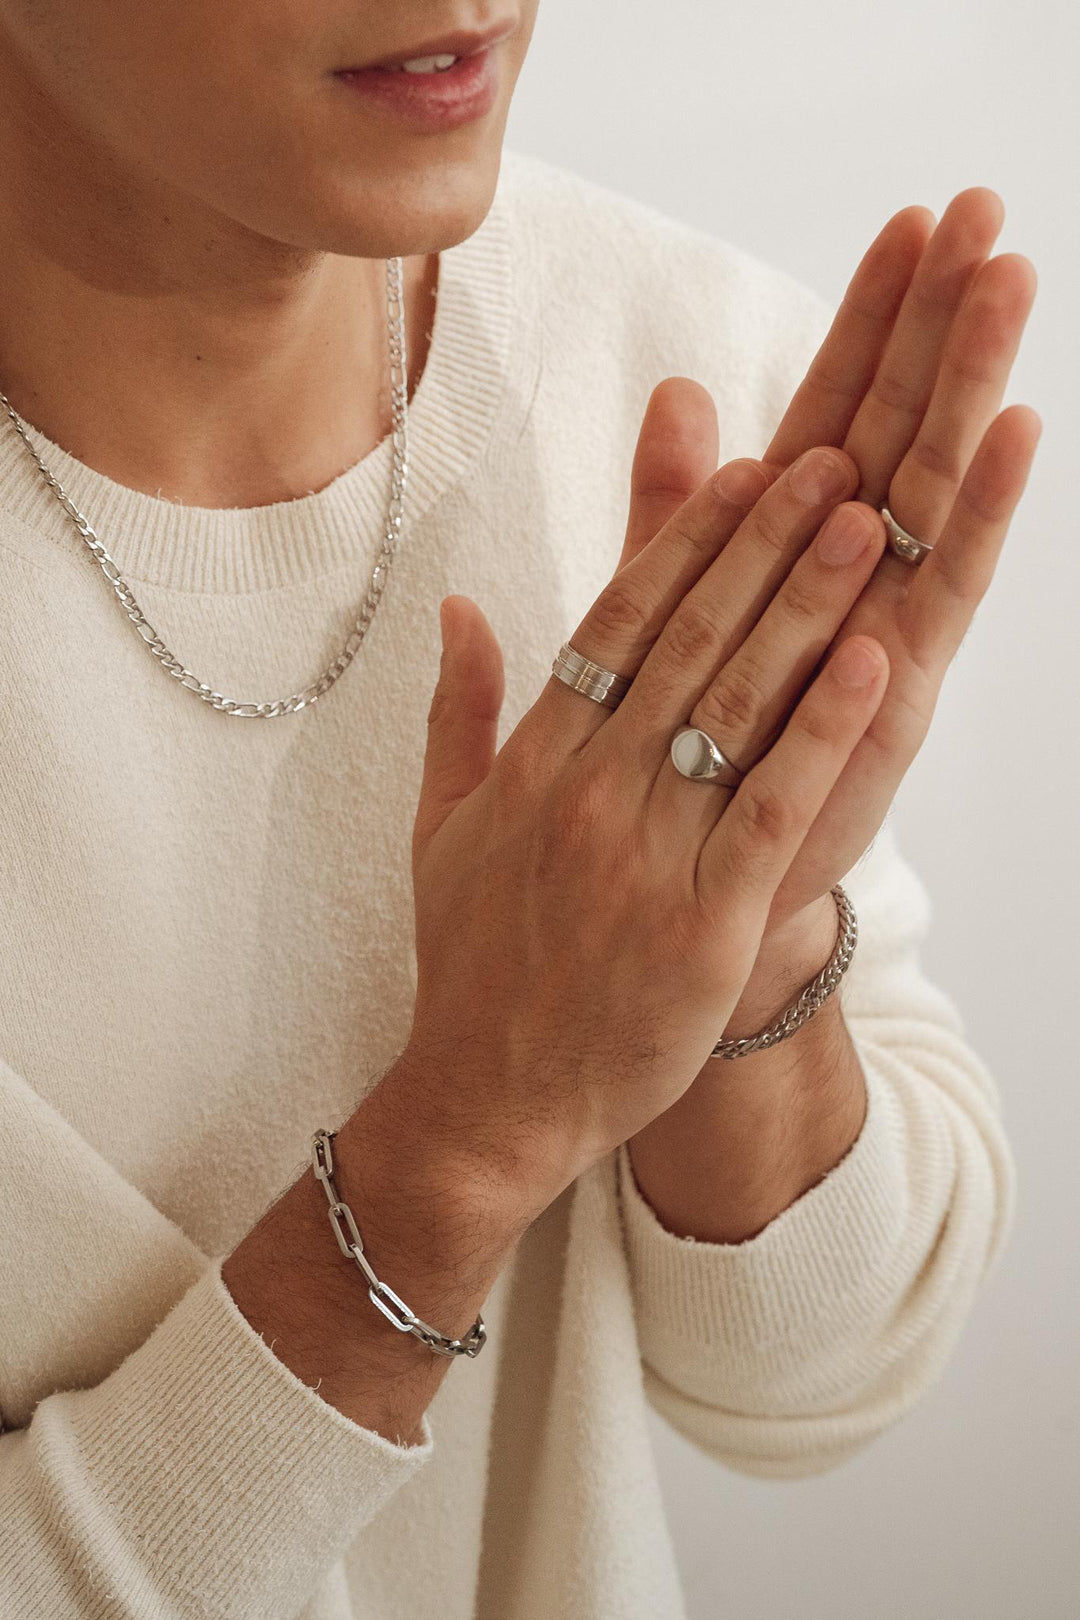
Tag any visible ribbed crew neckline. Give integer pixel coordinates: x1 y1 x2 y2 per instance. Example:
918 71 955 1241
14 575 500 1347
0 171 514 595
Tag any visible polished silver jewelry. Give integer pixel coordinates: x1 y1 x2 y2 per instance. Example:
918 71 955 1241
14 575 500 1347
709 882 857 1058
311 1127 486 1359
0 257 411 718
669 725 745 788
550 640 859 1058
551 641 632 709
551 501 930 724
880 504 933 565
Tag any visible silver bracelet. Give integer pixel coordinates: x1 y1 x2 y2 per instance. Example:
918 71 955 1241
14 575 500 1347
709 883 858 1059
311 1128 487 1359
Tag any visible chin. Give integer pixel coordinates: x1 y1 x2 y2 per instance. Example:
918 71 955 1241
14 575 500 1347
282 135 506 260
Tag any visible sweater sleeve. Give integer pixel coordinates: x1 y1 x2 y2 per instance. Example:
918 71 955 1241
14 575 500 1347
0 1066 434 1619
613 815 1018 1478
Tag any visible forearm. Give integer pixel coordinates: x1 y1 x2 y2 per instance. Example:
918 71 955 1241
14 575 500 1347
626 896 868 1245
222 1058 535 1446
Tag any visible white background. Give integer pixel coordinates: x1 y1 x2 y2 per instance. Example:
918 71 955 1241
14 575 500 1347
507 2 1076 1615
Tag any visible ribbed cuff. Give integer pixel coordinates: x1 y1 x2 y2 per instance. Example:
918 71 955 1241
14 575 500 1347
615 1041 908 1361
8 1257 433 1619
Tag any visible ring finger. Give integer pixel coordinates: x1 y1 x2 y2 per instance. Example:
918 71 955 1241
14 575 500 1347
534 446 854 758
650 500 887 833
872 251 1038 550
583 445 860 771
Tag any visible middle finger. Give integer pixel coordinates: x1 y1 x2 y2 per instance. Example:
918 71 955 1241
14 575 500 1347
668 498 888 807
590 445 859 767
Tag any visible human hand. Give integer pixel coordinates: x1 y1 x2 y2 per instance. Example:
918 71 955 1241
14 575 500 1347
614 187 1040 1015
398 457 888 1216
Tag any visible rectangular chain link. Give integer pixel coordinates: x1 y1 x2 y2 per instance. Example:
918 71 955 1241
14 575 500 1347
309 1128 486 1359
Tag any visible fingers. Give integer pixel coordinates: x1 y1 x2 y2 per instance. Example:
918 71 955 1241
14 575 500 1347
527 454 781 754
696 636 889 919
901 403 1042 671
879 252 1038 549
616 377 721 572
843 188 1005 508
591 446 860 754
658 501 887 800
764 204 935 466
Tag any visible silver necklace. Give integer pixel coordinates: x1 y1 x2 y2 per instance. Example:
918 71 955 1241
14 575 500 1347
0 255 410 718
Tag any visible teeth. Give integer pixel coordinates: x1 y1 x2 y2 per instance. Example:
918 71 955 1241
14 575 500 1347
397 53 458 73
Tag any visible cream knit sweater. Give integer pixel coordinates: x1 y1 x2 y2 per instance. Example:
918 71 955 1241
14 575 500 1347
0 147 1016 1620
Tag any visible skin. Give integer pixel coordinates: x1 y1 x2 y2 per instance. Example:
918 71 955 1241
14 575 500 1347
420 192 1039 1241
0 2 539 504
615 194 1040 1238
0 5 1040 1252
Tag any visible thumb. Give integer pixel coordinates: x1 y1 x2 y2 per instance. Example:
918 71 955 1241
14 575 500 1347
414 594 505 850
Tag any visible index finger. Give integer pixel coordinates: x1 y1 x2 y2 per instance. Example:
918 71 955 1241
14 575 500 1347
525 456 778 757
763 205 935 469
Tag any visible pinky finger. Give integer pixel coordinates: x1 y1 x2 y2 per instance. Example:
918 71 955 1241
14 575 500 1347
697 636 888 917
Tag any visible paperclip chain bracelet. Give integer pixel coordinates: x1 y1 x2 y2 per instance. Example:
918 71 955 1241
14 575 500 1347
311 1128 487 1359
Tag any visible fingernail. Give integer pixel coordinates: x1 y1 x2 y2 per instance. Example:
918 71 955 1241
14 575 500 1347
713 460 769 505
832 641 880 689
817 506 871 566
790 450 851 504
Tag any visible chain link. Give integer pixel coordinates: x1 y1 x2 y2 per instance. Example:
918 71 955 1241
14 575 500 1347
0 256 411 718
311 1127 487 1359
710 882 858 1058
3 258 859 1089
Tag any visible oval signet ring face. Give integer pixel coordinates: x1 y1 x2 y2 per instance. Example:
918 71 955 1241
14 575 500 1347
670 726 745 788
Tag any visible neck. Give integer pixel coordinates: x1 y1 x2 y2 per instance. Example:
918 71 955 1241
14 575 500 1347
0 45 438 511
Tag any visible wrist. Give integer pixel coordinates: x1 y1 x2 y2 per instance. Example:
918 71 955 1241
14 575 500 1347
350 1054 543 1272
221 1063 523 1442
721 892 839 1042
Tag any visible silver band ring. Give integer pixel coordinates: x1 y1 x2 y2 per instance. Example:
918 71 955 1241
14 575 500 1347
552 642 742 791
554 496 931 786
880 505 933 565
551 642 632 709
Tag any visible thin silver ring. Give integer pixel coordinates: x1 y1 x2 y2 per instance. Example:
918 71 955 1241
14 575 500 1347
880 505 933 565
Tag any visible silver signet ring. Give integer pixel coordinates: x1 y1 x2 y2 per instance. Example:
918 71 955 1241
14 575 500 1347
670 726 745 787
880 505 933 566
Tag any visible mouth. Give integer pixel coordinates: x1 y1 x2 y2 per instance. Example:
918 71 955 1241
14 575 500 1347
338 19 518 74
332 18 517 131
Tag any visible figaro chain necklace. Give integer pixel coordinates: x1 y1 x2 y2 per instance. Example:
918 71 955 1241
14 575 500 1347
0 256 411 718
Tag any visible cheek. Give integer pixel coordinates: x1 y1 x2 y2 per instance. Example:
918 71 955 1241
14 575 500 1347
0 0 531 256
104 2 320 184
0 0 281 204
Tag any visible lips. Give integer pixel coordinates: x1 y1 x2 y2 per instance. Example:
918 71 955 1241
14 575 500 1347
342 19 517 72
334 45 501 131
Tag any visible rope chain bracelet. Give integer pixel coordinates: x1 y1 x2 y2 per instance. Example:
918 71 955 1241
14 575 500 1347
709 883 858 1059
311 1128 487 1359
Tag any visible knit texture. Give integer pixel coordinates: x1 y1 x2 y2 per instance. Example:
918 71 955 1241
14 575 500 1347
0 146 1016 1619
